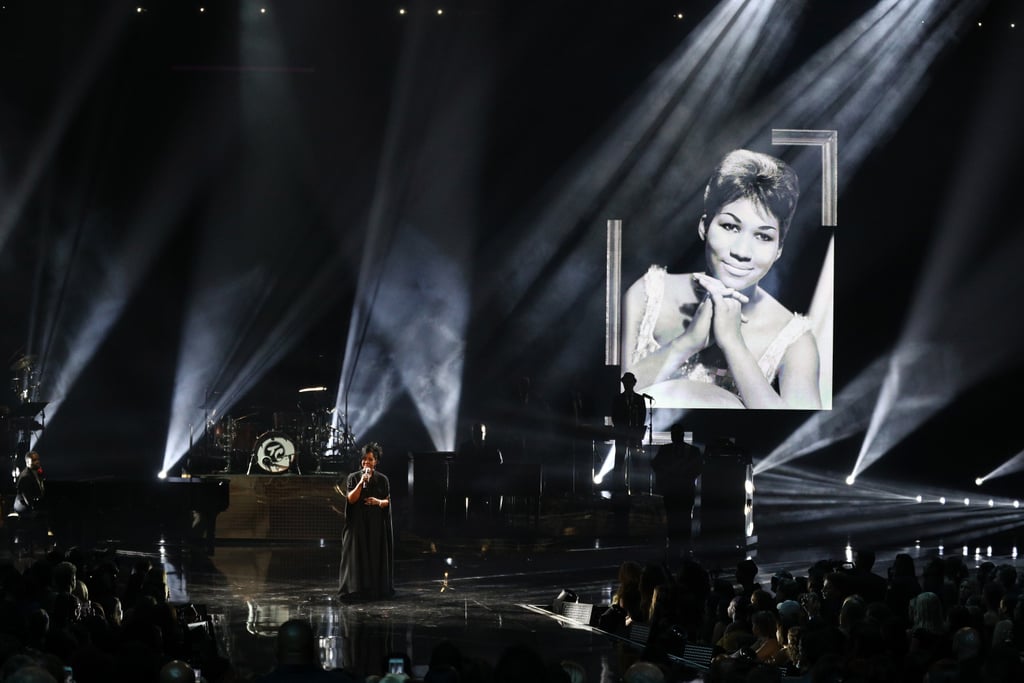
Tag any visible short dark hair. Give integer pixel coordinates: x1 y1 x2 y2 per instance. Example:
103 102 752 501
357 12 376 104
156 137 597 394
363 442 383 461
703 149 800 244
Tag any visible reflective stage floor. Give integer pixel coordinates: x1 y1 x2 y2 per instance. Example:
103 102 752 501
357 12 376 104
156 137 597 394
86 531 1024 681
10 477 1024 681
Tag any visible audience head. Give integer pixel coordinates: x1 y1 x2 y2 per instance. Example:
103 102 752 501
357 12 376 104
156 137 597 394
493 644 547 683
275 618 320 668
910 591 945 634
992 619 1014 647
159 660 196 683
750 611 778 639
854 549 877 572
623 661 665 683
951 626 981 661
891 553 916 579
5 667 57 683
52 561 77 595
735 559 759 588
428 640 463 675
776 600 801 628
560 660 586 683
750 589 774 614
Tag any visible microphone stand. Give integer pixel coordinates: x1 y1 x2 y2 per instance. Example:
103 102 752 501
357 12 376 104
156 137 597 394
643 395 655 495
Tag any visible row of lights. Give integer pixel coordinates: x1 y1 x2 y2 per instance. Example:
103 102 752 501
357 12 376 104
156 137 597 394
125 7 697 20
913 494 1021 508
133 7 452 16
912 543 1020 560
936 544 1019 559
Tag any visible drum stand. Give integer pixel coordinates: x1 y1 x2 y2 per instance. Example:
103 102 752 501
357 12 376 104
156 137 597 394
318 422 358 473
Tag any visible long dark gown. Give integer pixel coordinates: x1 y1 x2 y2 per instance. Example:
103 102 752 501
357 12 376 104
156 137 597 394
338 470 394 599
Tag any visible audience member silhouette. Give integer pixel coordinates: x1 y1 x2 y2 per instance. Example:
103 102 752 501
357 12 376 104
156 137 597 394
256 618 335 682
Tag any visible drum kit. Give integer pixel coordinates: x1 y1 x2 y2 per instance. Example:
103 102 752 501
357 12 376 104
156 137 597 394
201 387 358 475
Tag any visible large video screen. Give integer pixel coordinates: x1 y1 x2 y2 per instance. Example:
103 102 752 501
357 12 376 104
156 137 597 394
617 141 834 410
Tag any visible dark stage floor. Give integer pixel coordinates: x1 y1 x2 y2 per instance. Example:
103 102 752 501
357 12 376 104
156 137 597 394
7 471 1024 680
12 528 1022 681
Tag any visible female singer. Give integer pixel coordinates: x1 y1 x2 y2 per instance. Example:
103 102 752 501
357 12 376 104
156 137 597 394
337 442 394 601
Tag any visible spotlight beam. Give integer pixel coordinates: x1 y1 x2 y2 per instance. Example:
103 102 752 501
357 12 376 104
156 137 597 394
977 449 1024 484
854 0 1024 479
0 6 130 253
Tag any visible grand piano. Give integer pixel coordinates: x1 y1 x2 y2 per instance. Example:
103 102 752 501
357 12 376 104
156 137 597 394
44 476 229 550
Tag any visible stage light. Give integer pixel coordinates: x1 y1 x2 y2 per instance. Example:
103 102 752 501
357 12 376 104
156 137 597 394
1015 501 1021 509
974 449 1024 485
136 7 144 13
916 495 923 503
845 474 856 486
399 8 406 15
939 497 946 505
938 545 944 555
158 470 167 479
744 479 755 495
975 477 984 486
987 546 993 557
260 7 267 14
755 357 890 476
962 546 968 556
963 498 970 506
436 8 443 15
989 499 995 507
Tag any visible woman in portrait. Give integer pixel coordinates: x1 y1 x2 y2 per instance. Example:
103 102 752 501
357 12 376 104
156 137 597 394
338 442 394 601
622 149 821 409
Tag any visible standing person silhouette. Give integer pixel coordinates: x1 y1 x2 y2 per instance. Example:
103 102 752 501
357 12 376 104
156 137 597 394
456 422 504 525
611 372 647 492
651 423 703 556
13 450 47 553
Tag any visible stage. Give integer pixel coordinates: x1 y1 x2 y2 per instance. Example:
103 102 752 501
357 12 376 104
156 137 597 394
9 471 1024 680
9 527 1022 681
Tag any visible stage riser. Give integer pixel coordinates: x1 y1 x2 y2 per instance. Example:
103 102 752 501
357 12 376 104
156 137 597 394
216 475 343 541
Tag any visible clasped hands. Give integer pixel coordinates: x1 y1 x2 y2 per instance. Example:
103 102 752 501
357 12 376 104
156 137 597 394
680 272 749 351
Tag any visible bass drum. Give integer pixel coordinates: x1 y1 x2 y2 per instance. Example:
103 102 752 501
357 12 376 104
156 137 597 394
252 430 298 474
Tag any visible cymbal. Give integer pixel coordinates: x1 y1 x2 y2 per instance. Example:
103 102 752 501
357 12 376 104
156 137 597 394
9 355 36 372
